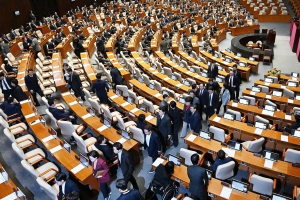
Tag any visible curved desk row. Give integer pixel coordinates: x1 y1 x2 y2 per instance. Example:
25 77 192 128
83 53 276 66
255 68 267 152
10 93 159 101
254 80 300 93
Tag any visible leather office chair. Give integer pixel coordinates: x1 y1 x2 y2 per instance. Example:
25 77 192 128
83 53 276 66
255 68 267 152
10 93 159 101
265 99 277 108
72 132 97 154
57 120 85 141
173 55 181 64
292 107 300 114
249 173 276 196
0 108 22 125
36 177 59 200
241 95 256 105
18 42 28 53
215 161 235 180
174 72 183 83
0 116 27 134
67 52 81 63
179 60 188 68
190 65 201 74
209 126 231 143
258 85 269 93
116 115 136 132
129 126 144 144
252 48 260 61
283 88 294 99
242 137 265 153
36 58 52 70
190 51 197 59
143 99 159 114
45 109 59 129
6 53 20 66
263 49 272 64
101 104 121 122
179 148 199 166
166 88 180 100
82 88 98 100
4 128 34 149
39 82 56 96
266 75 278 83
282 148 300 163
37 52 52 65
186 78 196 86
67 60 83 71
255 115 275 130
156 61 163 72
12 142 45 165
116 85 129 97
142 74 153 86
163 67 173 77
226 109 244 122
135 67 143 80
128 90 144 105
36 71 54 87
89 98 103 115
153 80 166 92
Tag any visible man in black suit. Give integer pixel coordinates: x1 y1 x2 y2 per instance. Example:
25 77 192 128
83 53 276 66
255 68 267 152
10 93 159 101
11 79 27 102
168 101 181 147
207 62 218 79
159 94 169 113
66 68 85 101
225 70 239 100
48 99 77 124
91 73 110 105
188 154 208 200
0 72 13 101
196 83 208 119
116 179 144 200
19 26 25 35
205 86 219 120
190 104 202 134
109 64 123 90
206 78 220 93
144 125 161 173
0 97 22 119
30 20 37 29
156 106 172 151
55 173 80 200
113 142 139 190
94 135 116 161
232 65 241 100
9 29 17 40
24 69 44 106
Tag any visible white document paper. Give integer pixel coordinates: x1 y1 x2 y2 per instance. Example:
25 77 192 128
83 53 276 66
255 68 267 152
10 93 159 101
264 159 274 169
145 115 154 121
18 71 25 74
50 145 63 154
153 158 164 167
69 101 78 106
195 75 200 78
222 148 235 158
19 83 25 86
97 125 108 132
186 134 197 142
262 109 274 116
186 71 192 74
222 61 229 64
30 119 41 126
110 95 118 99
25 113 36 119
117 137 127 144
42 135 55 143
281 135 288 142
264 83 270 86
220 187 232 199
265 152 271 159
266 95 271 99
232 102 238 107
61 92 70 96
2 192 17 200
20 99 29 104
82 113 92 119
281 85 286 89
154 93 162 97
121 102 130 107
0 173 5 184
254 128 263 135
71 163 85 174
54 78 61 81
164 77 170 81
285 115 292 120
153 72 158 74
250 91 256 95
176 83 183 87
131 108 139 113
213 116 221 122
288 99 294 103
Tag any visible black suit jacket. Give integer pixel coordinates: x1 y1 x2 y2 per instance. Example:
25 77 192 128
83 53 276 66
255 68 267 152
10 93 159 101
208 64 218 79
168 106 181 128
91 79 109 100
25 74 40 91
225 75 239 87
110 67 123 85
12 85 27 101
196 88 208 107
116 190 144 200
68 72 82 93
206 92 219 110
118 150 135 182
94 143 115 160
234 70 242 85
187 165 208 199
58 179 79 200
144 132 161 158
156 114 172 139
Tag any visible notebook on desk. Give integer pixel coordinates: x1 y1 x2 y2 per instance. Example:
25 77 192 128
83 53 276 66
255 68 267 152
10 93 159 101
168 154 181 166
263 150 279 161
255 121 267 130
272 193 292 200
231 179 248 193
79 153 89 168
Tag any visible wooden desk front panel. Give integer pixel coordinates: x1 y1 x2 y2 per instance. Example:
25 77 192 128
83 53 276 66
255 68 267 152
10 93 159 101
56 35 73 59
52 53 67 92
39 32 56 55
83 35 97 57
80 52 97 84
10 37 22 57
258 14 291 23
254 80 300 93
231 24 260 36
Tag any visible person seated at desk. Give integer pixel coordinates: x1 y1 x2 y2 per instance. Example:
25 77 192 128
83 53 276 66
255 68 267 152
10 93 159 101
53 34 62 46
3 59 17 73
48 99 77 124
0 96 22 120
237 19 244 26
116 179 144 200
55 172 80 200
97 52 110 66
283 113 300 134
9 29 17 40
11 79 27 102
153 161 175 188
94 135 116 161
49 21 57 31
228 19 235 28
207 149 233 172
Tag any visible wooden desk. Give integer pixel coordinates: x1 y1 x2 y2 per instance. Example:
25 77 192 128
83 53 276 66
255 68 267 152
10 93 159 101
52 53 67 92
61 92 140 165
215 29 227 44
172 33 180 53
37 25 51 35
151 30 162 52
105 27 128 51
10 37 23 57
80 52 97 84
82 35 97 57
20 100 99 191
128 28 145 52
254 80 300 93
56 35 73 59
220 51 259 74
184 132 300 185
106 52 131 84
196 27 210 42
17 53 35 95
200 51 251 81
129 79 184 111
209 114 300 151
217 22 229 31
231 24 260 36
258 14 291 23
39 32 56 56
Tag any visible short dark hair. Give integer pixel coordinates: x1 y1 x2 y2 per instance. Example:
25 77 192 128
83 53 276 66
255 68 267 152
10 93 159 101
189 90 195 95
208 86 214 91
113 142 123 150
7 97 14 103
190 104 197 109
165 161 175 176
144 125 152 132
217 149 226 160
28 69 33 72
169 100 176 108
137 114 145 122
88 150 100 158
55 172 67 182
191 153 199 165
65 191 80 200
192 83 197 89
185 96 193 103
3 60 8 64
96 135 105 144
233 64 238 68
0 72 5 77
48 99 54 106
11 79 18 85
159 105 167 113
116 179 127 190
66 68 73 72
163 94 169 99
96 73 102 79
208 78 214 82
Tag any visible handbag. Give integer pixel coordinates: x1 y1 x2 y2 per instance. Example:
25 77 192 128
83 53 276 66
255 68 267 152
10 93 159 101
65 83 71 90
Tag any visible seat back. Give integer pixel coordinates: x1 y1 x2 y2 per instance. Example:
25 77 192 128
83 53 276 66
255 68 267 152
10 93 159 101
179 148 198 166
163 67 173 77
36 177 58 200
0 109 8 120
128 90 139 105
143 99 155 113
7 53 16 62
283 88 294 99
135 68 143 80
82 88 93 99
101 104 113 120
37 52 45 62
116 115 126 130
174 72 183 82
215 161 235 180
129 126 144 144
250 174 274 196
12 142 26 160
3 128 15 142
41 97 50 107
142 74 151 86
265 99 276 107
153 80 163 92
209 126 225 142
258 85 269 93
284 149 300 163
21 159 38 178
57 120 75 141
89 98 102 114
242 95 256 105
226 109 241 121
292 107 300 115
264 49 272 56
45 109 58 129
253 48 260 55
247 137 265 153
116 85 129 97
72 132 88 154
267 76 278 83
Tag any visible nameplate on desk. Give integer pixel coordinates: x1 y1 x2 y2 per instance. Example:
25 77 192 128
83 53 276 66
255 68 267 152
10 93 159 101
42 135 55 143
54 78 61 81
50 145 63 154
69 101 78 106
176 83 183 87
71 163 85 174
195 75 200 78
281 85 286 89
232 102 238 107
25 113 36 119
30 120 40 126
153 158 164 167
164 77 170 81
213 116 221 122
250 91 256 95
121 102 130 107
20 100 29 105
154 93 161 97
288 99 294 103
264 159 274 169
254 128 263 135
82 113 92 119
53 70 61 73
97 125 108 132
61 92 70 96
264 83 270 86
186 134 197 142
220 186 232 199
117 137 126 144
19 83 25 86
262 110 274 116
153 71 158 74
145 115 154 121
281 135 288 142
18 71 25 74
186 71 192 74
130 108 139 113
110 95 118 99
52 66 59 68
222 61 229 65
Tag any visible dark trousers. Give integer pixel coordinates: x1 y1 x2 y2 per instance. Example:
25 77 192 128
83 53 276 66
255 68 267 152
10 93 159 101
99 49 108 59
73 88 85 101
235 86 240 100
216 100 222 114
172 124 180 146
3 90 12 101
150 153 159 163
31 87 44 104
126 174 139 190
100 182 111 198
229 87 235 100
191 194 200 200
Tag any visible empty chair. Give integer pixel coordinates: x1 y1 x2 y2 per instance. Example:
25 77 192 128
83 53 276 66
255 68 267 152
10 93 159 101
135 68 143 80
292 107 300 115
241 95 256 105
242 137 265 153
45 109 58 129
39 82 56 96
283 88 294 98
36 177 59 200
0 116 27 134
226 109 242 121
283 149 300 163
266 76 278 83
6 53 20 66
263 49 272 64
21 159 58 181
265 99 277 108
101 104 121 122
72 132 97 154
282 10 288 14
252 48 260 61
215 161 235 180
180 148 199 166
38 52 52 65
249 174 275 196
173 72 183 82
116 85 129 97
179 60 188 68
12 142 45 165
116 115 136 132
186 78 196 86
258 85 269 93
129 126 144 144
255 115 275 130
128 90 144 105
88 98 103 115
57 120 85 141
190 65 201 74
173 55 181 64
143 99 159 114
209 126 231 143
153 80 166 92
142 74 153 86
163 67 173 77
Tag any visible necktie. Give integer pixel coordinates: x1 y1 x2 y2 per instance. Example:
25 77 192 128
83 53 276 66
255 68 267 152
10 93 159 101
210 94 212 106
229 76 232 87
200 90 203 96
3 79 10 90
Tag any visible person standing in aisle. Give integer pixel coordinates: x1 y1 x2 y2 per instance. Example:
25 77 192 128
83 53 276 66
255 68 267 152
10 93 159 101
66 68 85 101
168 101 181 147
24 69 44 106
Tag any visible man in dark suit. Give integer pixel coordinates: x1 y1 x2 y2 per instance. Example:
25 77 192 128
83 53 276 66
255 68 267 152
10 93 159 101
168 101 181 147
208 149 233 172
11 79 27 102
159 94 169 113
48 99 77 124
160 37 169 53
66 68 85 101
196 83 208 119
55 172 80 200
206 78 220 93
156 106 172 151
0 72 13 101
9 29 17 40
109 64 123 90
144 125 161 173
207 62 218 79
188 154 208 200
116 179 144 200
225 70 239 100
113 142 139 190
94 135 116 161
91 73 110 105
0 96 22 119
205 86 219 120
25 69 44 106
232 65 241 100
19 26 25 35
190 104 202 134
30 20 37 29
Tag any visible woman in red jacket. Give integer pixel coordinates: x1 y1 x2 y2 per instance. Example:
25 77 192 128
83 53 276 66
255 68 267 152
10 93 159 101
89 150 111 200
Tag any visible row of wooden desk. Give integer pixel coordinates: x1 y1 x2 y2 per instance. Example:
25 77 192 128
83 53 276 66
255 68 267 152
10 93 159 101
82 35 97 57
231 24 260 36
52 52 67 92
254 80 300 93
80 52 97 84
16 53 35 95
